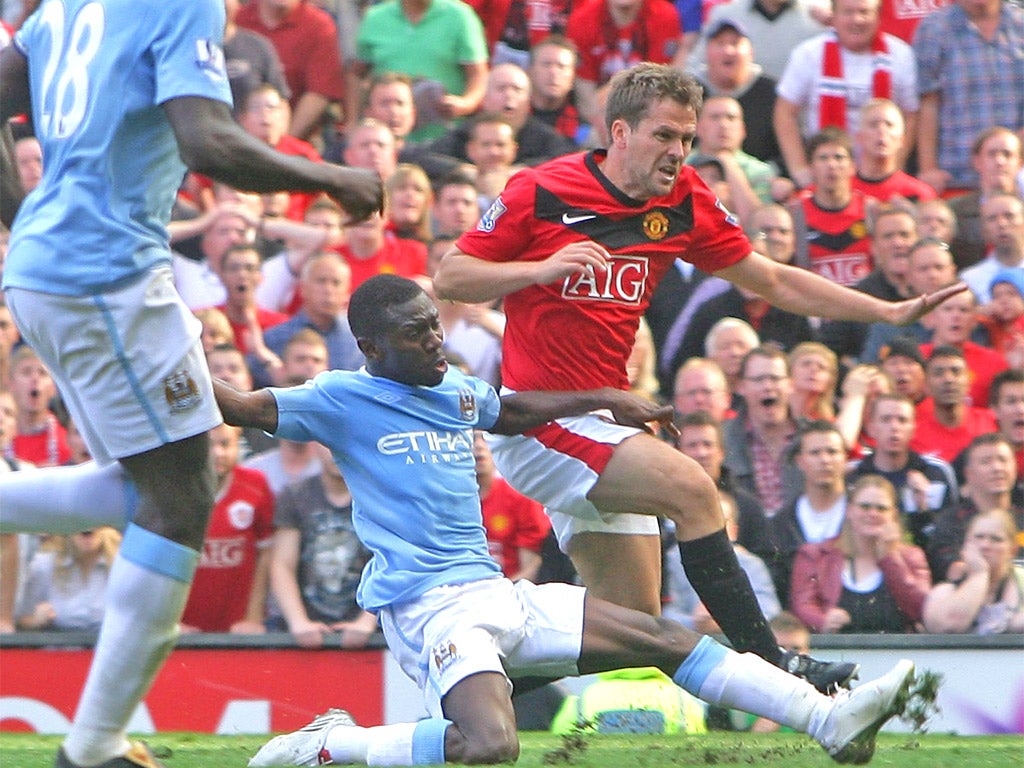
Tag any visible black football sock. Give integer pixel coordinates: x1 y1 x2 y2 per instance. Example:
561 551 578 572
678 529 782 665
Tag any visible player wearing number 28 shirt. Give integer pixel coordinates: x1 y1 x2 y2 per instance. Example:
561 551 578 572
0 1 381 766
456 150 750 393
435 64 964 688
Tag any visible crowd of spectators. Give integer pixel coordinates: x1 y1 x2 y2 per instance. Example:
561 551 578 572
1 0 1022 671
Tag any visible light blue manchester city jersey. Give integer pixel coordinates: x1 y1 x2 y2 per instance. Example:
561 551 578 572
272 366 504 612
5 0 232 296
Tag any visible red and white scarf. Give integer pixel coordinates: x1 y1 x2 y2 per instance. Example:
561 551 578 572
818 30 892 130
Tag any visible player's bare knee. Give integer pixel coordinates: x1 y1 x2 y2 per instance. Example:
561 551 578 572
662 468 720 527
129 456 217 547
462 734 519 764
454 722 519 764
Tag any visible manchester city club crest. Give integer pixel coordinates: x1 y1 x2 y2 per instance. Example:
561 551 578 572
459 388 477 421
433 640 458 672
164 370 201 412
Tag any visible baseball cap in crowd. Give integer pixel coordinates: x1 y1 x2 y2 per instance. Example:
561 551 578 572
704 18 750 40
686 153 726 176
879 336 925 367
990 268 1024 300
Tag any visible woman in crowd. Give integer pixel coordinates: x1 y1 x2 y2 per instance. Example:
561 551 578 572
790 475 931 633
16 528 122 631
788 342 839 422
385 164 434 243
194 307 236 354
923 509 1024 635
788 342 887 453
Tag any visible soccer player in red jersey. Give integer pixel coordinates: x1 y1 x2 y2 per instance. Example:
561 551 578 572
435 63 963 688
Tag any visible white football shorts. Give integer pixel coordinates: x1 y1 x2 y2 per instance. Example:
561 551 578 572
379 577 585 718
5 266 221 465
488 408 660 550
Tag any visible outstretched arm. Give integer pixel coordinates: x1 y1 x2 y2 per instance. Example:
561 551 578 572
214 379 279 434
715 250 966 326
492 388 676 436
162 96 382 223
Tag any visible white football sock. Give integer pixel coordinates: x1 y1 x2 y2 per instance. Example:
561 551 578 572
674 636 830 735
0 461 135 534
325 719 450 766
696 651 831 735
62 528 197 766
325 722 409 765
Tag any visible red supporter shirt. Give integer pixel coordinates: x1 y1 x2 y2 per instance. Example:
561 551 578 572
340 234 429 292
181 467 275 632
978 314 1024 360
567 0 681 85
235 0 345 106
275 133 322 163
879 0 951 42
192 134 322 221
797 189 874 287
214 305 291 355
918 341 1009 409
275 134 323 220
910 398 998 463
13 416 70 467
480 477 552 577
467 0 573 54
456 150 750 391
852 171 937 204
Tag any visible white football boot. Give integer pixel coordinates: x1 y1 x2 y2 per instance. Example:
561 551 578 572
249 709 357 767
812 658 916 765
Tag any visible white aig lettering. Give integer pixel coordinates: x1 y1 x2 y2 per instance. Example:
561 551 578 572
200 538 246 568
562 255 649 305
811 253 871 287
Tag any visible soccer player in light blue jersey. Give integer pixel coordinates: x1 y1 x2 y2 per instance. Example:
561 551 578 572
0 1 381 767
217 275 918 768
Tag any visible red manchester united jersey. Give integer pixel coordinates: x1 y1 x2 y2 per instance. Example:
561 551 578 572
567 0 682 86
481 477 551 578
798 189 874 287
852 171 937 204
456 150 751 391
340 234 429 292
181 466 275 632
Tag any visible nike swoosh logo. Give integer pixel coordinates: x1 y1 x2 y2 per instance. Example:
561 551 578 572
562 212 597 225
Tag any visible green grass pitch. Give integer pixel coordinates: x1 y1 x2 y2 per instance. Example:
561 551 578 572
1 732 1021 768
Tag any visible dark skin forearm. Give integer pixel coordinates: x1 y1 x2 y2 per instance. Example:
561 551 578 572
492 388 675 436
215 379 676 441
163 97 383 223
214 379 279 434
